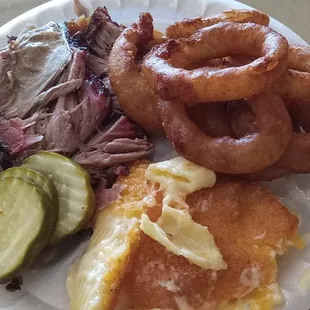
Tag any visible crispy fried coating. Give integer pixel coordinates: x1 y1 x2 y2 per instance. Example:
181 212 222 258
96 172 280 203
158 91 292 174
143 22 288 104
67 161 150 310
116 178 299 309
272 45 310 101
166 9 270 39
227 46 310 102
229 95 310 174
287 99 310 133
109 13 164 135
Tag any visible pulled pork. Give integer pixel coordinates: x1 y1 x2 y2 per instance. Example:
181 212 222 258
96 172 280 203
0 22 72 119
0 117 43 155
85 7 123 77
74 116 152 169
0 7 153 185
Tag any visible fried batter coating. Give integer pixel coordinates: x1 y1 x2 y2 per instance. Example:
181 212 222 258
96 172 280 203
229 96 310 174
143 22 288 104
166 9 270 39
158 91 292 174
116 179 299 309
272 45 310 101
227 45 310 102
109 13 164 135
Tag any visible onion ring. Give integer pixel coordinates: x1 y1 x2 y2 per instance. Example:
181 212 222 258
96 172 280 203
277 133 310 173
142 22 288 104
108 13 164 135
227 45 310 101
229 97 310 174
158 91 292 174
228 99 303 138
224 55 254 67
286 99 310 132
186 102 231 138
276 132 310 173
228 100 289 181
186 99 289 180
271 45 310 101
166 9 270 39
187 101 287 180
239 165 288 181
228 99 256 139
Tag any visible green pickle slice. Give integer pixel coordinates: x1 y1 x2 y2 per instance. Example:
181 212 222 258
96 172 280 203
0 177 56 283
23 151 95 245
0 166 59 230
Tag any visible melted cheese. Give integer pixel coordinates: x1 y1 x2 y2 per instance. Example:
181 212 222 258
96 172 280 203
239 266 262 294
142 157 226 271
141 205 227 270
67 208 140 310
66 161 150 310
159 279 180 293
145 156 216 195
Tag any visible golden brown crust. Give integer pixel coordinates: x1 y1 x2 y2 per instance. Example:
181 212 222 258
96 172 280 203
108 13 164 135
286 45 310 72
229 96 310 174
272 70 310 101
184 100 288 180
143 22 288 104
189 179 299 298
185 100 287 180
117 179 298 309
226 46 310 101
227 99 289 180
271 45 310 101
287 99 310 132
166 9 270 39
276 132 310 173
158 91 292 174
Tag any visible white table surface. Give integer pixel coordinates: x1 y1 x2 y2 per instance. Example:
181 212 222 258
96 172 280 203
0 0 309 43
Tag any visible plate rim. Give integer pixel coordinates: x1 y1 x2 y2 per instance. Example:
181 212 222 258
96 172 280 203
0 0 309 310
0 0 309 46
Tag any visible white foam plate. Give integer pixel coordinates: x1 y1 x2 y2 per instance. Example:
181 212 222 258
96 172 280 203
0 0 309 309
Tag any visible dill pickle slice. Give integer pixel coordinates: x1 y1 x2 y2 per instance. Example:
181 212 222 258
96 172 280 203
0 167 59 230
23 151 95 245
0 177 55 283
